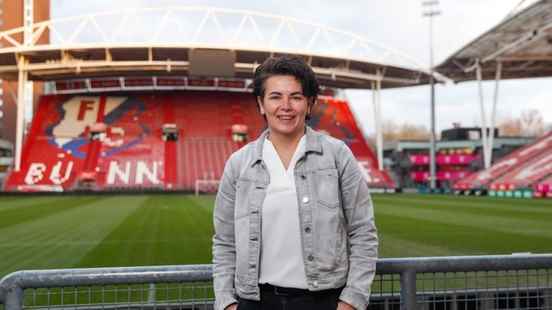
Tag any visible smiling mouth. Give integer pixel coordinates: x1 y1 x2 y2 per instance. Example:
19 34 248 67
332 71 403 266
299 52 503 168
277 115 295 121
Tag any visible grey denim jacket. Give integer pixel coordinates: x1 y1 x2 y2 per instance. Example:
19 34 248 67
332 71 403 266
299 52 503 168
212 127 378 310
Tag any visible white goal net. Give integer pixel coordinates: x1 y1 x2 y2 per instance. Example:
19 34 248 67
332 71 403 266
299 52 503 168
194 179 220 196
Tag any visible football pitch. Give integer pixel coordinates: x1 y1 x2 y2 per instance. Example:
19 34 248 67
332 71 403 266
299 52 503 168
0 193 550 278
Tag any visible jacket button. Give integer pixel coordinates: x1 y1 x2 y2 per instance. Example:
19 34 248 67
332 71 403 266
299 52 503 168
304 227 311 233
302 196 309 204
307 255 314 261
250 237 258 241
301 174 306 180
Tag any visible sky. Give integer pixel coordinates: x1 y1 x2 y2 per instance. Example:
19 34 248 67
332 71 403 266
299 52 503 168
52 0 552 136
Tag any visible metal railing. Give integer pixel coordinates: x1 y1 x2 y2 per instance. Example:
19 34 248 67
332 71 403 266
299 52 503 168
1 254 551 310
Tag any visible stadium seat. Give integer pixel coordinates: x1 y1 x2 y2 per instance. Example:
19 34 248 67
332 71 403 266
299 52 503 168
454 131 552 191
490 150 552 190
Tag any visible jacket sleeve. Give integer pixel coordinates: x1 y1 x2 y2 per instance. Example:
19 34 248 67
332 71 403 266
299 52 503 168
336 142 379 310
212 154 239 310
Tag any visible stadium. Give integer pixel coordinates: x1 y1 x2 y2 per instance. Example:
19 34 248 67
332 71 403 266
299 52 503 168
0 1 551 310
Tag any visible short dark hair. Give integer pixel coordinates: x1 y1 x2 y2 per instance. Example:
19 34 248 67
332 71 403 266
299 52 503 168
253 56 320 101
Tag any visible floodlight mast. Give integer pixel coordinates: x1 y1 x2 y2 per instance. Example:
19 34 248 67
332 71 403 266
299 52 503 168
422 0 440 190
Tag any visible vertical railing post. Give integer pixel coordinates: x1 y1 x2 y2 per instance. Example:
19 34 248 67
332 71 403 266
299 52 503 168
5 286 24 310
543 288 552 309
400 270 417 310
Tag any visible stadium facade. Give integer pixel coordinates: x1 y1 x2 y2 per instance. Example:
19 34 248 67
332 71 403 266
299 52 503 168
0 0 49 144
0 6 442 192
0 3 550 198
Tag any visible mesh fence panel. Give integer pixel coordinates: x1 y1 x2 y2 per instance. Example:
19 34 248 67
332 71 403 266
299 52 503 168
368 273 401 310
22 282 214 310
413 269 552 310
10 270 552 309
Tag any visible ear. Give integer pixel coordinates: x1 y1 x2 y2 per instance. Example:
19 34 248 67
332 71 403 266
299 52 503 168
257 97 265 115
307 97 317 114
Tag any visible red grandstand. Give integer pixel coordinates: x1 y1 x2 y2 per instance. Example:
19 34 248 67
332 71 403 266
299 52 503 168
4 84 394 191
5 90 404 191
2 74 409 192
454 131 552 196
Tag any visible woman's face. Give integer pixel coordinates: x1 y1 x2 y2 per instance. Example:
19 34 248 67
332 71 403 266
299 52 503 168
258 75 311 138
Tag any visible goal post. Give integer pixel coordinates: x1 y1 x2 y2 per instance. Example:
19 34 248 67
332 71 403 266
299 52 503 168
194 179 220 196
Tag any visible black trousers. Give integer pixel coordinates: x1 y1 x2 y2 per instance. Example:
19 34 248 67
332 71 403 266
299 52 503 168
237 285 343 310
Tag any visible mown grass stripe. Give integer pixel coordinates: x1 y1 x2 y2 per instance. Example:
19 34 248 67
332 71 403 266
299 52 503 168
0 196 76 211
0 196 102 230
76 195 214 268
375 198 552 239
375 194 552 210
377 234 464 258
0 196 143 273
0 193 549 280
0 196 145 277
376 211 552 255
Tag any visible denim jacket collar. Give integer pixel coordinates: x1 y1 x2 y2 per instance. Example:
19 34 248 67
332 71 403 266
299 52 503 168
250 126 322 167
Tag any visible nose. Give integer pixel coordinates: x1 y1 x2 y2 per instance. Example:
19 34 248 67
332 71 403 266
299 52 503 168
281 96 292 109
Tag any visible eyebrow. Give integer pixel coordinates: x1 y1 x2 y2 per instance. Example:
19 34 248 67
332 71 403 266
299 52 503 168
267 91 304 96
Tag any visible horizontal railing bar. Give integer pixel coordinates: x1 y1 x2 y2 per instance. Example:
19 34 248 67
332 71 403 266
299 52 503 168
377 254 552 273
0 265 212 302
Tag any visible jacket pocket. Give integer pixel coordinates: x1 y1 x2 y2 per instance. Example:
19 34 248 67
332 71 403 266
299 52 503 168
314 203 346 271
235 218 250 282
235 179 252 219
315 168 340 208
235 179 251 282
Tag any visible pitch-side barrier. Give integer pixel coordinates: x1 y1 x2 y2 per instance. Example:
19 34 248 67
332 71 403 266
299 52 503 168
1 255 551 310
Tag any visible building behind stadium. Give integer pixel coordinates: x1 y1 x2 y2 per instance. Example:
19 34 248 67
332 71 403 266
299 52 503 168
0 0 50 184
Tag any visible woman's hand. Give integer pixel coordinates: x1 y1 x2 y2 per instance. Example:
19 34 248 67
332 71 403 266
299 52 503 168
225 303 238 310
337 301 355 310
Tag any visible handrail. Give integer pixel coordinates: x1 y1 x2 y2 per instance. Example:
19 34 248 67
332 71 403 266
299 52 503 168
1 254 552 309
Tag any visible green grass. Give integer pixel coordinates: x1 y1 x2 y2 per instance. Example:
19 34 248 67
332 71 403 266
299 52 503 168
375 194 552 257
0 193 551 279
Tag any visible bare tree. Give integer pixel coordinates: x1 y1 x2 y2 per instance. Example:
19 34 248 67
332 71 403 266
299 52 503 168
379 120 430 142
382 120 400 141
396 123 431 140
520 109 545 137
498 117 522 137
498 109 545 137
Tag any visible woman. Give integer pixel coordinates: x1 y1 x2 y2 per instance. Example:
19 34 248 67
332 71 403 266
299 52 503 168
213 56 378 310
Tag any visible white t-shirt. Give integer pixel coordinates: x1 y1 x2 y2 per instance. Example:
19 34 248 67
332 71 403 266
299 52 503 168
258 135 308 289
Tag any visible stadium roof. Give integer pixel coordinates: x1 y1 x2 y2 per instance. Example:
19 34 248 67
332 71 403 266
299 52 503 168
0 6 448 89
436 0 552 82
